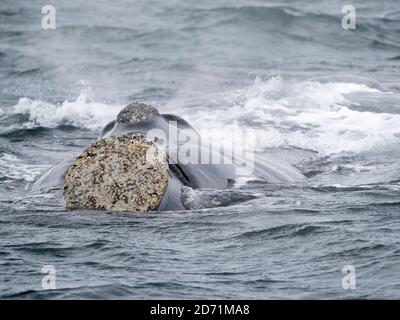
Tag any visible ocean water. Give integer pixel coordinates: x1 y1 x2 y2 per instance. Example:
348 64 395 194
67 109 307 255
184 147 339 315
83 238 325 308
1 0 400 299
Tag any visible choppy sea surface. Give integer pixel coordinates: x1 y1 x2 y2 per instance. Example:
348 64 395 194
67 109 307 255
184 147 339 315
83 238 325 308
1 0 400 299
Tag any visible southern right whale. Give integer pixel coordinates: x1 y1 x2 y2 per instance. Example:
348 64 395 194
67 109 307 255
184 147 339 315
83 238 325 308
34 103 305 212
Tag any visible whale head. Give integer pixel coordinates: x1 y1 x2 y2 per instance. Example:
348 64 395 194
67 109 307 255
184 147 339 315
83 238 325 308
116 102 159 125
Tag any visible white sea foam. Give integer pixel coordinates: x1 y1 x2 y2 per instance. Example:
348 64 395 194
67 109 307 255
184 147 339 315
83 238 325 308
233 176 258 188
12 89 122 131
8 78 400 156
183 77 400 155
0 153 48 182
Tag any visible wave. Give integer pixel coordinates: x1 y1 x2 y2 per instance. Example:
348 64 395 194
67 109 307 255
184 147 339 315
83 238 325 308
183 4 400 53
181 187 257 209
233 223 330 241
0 126 53 138
4 78 400 157
6 89 122 131
183 77 400 155
201 5 335 23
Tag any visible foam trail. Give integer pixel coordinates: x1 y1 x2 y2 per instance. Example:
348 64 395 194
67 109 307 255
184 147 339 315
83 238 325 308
0 153 48 182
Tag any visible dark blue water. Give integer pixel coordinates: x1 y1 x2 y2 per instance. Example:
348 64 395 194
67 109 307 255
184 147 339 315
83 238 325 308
1 0 400 299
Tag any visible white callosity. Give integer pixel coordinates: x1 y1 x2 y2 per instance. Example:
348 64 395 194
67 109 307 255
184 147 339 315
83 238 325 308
64 135 168 212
